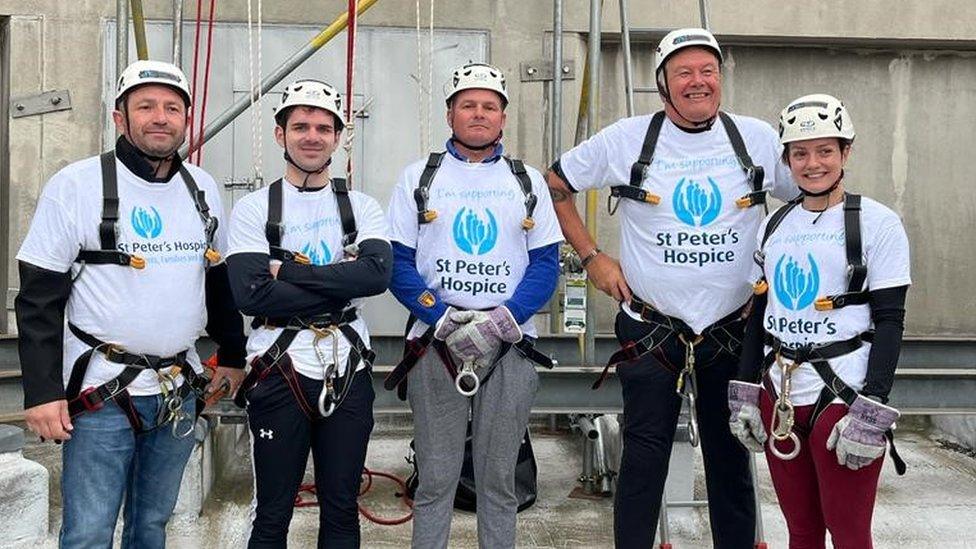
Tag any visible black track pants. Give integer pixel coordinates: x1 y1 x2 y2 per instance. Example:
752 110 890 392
245 360 374 549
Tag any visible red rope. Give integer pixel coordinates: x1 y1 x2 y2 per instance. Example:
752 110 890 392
344 0 357 187
187 0 204 162
194 0 217 165
293 468 414 526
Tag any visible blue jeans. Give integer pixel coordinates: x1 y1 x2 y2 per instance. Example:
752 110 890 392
59 393 196 549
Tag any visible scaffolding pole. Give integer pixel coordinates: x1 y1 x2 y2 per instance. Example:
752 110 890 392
584 0 602 366
116 0 129 76
172 0 184 67
179 0 381 159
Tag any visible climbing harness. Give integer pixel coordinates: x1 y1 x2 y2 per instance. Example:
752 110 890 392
73 151 219 278
383 316 554 399
593 295 748 391
412 152 538 231
234 176 370 417
607 111 766 215
754 192 869 311
65 323 209 436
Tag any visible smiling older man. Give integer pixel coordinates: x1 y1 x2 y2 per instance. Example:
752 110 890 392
546 28 798 548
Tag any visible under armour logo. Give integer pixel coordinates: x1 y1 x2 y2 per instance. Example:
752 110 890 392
259 429 274 440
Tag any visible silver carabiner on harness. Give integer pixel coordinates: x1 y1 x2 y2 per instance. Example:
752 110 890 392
768 353 801 460
677 334 703 448
455 362 480 397
156 366 195 439
311 325 342 418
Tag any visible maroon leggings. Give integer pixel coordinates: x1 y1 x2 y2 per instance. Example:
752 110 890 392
759 389 884 549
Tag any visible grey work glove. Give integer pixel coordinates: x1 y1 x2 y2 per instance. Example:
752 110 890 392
444 306 522 369
433 307 470 341
826 395 900 470
728 380 767 453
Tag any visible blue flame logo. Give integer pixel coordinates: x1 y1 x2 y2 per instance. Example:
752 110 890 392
300 240 332 265
452 208 499 255
672 177 722 227
773 254 820 310
130 206 163 239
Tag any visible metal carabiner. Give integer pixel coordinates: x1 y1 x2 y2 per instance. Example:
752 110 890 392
311 325 342 417
455 362 480 397
676 334 704 448
768 354 801 460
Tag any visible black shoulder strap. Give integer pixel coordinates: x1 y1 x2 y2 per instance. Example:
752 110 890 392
265 178 284 249
843 193 866 293
415 152 445 224
629 111 666 187
504 156 538 230
75 151 142 268
177 165 219 263
761 195 803 249
98 151 121 252
719 111 767 208
332 177 358 246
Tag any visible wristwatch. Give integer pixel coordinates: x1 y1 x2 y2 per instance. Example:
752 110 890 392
580 247 602 268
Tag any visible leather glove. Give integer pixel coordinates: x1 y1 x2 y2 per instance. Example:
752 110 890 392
433 307 472 341
444 306 522 368
728 381 767 453
826 395 899 470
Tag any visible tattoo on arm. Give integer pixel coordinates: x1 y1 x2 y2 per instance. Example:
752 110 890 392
549 186 571 202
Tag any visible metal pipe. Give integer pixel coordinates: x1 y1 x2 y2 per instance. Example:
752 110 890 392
699 0 711 30
116 0 129 76
618 0 635 117
130 0 149 61
576 415 599 440
591 415 613 494
584 0 602 367
547 0 564 336
581 436 595 492
172 0 184 67
179 0 381 159
0 19 9 333
551 0 564 160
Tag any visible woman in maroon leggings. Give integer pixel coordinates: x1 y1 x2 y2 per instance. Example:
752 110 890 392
729 94 911 548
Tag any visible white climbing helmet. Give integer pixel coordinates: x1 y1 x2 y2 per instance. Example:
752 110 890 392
654 27 723 75
779 93 856 145
116 60 192 106
274 79 345 129
445 62 509 107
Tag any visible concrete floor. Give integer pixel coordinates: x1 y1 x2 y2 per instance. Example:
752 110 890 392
15 418 976 549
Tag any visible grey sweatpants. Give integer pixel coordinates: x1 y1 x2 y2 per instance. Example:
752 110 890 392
407 346 539 549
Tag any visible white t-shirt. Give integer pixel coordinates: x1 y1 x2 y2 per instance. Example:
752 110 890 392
226 177 389 380
758 196 912 406
387 154 564 339
559 113 797 333
17 156 228 395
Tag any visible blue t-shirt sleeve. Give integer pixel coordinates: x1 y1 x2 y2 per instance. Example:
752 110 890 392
504 242 560 325
390 241 448 326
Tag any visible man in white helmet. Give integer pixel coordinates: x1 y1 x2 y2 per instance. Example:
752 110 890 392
225 78 391 548
385 62 562 548
545 29 798 547
15 59 245 547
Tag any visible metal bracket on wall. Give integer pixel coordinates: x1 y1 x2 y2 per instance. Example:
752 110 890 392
520 60 575 82
10 90 72 118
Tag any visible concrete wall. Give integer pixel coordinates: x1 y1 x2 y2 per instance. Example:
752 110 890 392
2 1 975 336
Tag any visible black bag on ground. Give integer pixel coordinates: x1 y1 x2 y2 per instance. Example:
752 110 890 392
404 421 538 513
